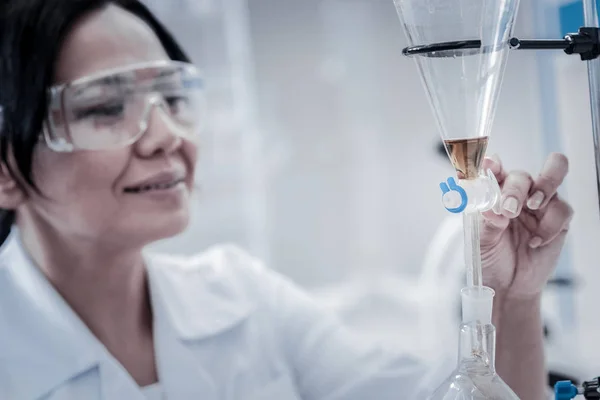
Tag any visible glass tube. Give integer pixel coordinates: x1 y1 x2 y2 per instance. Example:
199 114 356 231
463 211 483 288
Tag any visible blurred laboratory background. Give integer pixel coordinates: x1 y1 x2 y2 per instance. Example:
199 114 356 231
145 0 600 387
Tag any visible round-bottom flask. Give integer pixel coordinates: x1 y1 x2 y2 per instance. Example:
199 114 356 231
427 322 520 400
428 287 520 400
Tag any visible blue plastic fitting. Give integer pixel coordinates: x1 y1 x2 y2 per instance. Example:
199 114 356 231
555 380 579 400
439 177 468 213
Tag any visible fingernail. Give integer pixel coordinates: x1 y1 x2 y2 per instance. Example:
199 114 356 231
503 196 518 214
529 237 543 249
527 191 545 210
490 153 501 165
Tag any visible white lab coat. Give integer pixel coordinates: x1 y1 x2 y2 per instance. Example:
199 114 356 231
0 231 435 400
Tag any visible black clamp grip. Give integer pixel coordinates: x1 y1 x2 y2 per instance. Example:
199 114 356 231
564 27 600 61
582 377 600 399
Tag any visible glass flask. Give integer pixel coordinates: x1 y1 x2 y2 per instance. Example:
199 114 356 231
427 322 520 400
427 288 520 400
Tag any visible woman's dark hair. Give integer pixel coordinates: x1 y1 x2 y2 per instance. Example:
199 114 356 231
0 0 191 244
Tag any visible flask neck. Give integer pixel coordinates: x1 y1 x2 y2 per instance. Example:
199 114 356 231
457 322 496 374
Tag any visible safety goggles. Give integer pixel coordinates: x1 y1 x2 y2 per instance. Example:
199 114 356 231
43 60 204 152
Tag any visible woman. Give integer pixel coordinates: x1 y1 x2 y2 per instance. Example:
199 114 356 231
0 0 572 399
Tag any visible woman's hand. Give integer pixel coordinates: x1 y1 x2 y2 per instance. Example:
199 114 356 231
480 153 573 300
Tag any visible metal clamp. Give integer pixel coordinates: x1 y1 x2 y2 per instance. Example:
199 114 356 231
402 27 600 61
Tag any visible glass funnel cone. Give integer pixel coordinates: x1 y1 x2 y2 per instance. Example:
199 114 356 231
393 0 520 179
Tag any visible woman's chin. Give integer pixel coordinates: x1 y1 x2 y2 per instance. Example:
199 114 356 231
128 210 191 246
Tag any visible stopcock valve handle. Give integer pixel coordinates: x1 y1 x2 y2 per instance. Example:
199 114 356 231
439 170 502 215
440 177 468 214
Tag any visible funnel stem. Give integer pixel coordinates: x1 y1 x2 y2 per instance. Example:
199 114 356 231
463 211 483 288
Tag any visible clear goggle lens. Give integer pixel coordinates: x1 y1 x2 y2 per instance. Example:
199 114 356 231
44 60 205 152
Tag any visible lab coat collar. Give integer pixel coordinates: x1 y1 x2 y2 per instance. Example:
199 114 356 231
144 247 254 341
0 232 253 399
0 231 102 399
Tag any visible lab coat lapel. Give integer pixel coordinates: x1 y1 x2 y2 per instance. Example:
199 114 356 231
0 232 146 400
152 302 218 399
146 250 254 400
98 359 146 400
0 233 99 398
0 232 255 400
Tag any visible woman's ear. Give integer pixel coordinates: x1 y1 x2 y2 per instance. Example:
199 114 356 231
0 163 25 209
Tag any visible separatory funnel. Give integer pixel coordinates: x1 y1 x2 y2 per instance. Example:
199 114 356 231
394 0 518 216
393 0 521 398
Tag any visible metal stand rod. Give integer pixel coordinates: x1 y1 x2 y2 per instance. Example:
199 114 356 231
583 0 600 213
509 38 570 50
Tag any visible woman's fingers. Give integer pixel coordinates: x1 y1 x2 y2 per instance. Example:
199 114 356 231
498 170 534 218
527 195 573 248
526 153 569 211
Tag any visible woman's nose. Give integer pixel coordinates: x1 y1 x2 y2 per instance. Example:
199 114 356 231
134 100 183 157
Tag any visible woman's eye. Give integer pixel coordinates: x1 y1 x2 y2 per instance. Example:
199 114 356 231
164 96 190 115
165 95 187 108
74 103 125 120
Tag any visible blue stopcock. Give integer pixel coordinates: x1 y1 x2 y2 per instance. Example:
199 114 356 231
440 177 468 214
555 381 579 400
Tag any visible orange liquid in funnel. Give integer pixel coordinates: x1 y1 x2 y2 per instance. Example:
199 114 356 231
444 137 489 180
